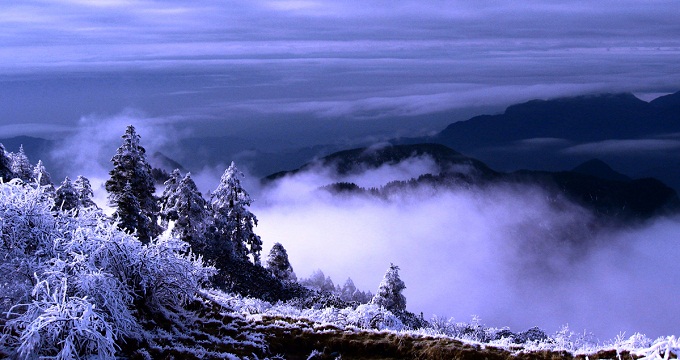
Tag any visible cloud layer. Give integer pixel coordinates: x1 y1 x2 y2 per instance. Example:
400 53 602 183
253 160 680 339
1 1 679 140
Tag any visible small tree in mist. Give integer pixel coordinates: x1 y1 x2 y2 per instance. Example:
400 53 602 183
339 277 373 303
54 177 79 212
74 175 97 208
106 125 159 243
265 242 296 282
301 269 336 293
371 263 406 313
10 145 33 182
210 162 262 265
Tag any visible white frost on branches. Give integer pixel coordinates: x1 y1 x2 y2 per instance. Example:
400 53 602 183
0 179 215 359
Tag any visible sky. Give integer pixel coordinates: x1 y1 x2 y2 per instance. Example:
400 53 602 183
1 0 680 143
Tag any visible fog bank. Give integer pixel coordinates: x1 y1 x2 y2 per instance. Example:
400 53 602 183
254 162 680 340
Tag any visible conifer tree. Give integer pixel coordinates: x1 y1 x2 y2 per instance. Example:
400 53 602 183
10 145 33 182
73 175 97 208
301 269 335 293
265 242 296 282
371 263 406 313
161 172 209 251
159 169 182 225
340 278 357 302
0 143 13 181
210 162 262 264
54 177 79 212
113 182 144 237
105 125 159 243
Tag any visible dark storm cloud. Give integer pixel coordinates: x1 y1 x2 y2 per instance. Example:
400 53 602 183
1 0 679 136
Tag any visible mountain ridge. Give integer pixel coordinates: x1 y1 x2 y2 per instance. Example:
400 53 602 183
265 143 680 222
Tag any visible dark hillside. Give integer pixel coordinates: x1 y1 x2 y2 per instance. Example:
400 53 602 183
270 143 680 223
571 159 631 182
265 143 497 182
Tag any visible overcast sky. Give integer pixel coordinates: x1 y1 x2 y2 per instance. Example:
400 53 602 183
1 0 680 140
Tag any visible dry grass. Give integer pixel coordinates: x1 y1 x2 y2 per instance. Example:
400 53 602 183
110 301 668 359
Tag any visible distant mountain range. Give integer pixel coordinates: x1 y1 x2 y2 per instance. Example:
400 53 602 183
3 90 680 193
399 91 680 190
266 143 679 223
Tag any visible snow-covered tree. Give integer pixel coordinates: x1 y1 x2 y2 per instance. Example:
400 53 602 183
0 143 13 181
32 160 53 187
160 172 209 251
74 175 97 208
158 169 182 224
54 176 80 212
210 162 262 265
10 145 33 182
112 182 146 238
105 125 159 243
371 263 406 313
265 242 296 282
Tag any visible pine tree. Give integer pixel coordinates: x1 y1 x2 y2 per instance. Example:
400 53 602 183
265 242 296 282
340 278 357 302
10 145 33 182
371 263 406 313
161 172 209 251
105 125 159 243
32 160 53 187
73 175 97 208
301 269 335 293
210 162 262 265
113 182 144 237
0 143 13 181
158 169 183 225
54 177 79 212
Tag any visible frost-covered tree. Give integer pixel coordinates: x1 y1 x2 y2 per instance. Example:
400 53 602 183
210 162 262 264
112 182 146 238
0 143 13 180
371 263 406 313
10 145 33 182
105 125 159 242
74 175 97 208
158 169 182 223
265 242 296 282
160 172 209 251
54 176 80 212
32 160 53 187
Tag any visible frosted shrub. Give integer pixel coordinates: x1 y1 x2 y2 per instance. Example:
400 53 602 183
8 278 118 360
138 235 215 309
342 304 404 331
612 332 653 351
0 180 58 313
548 324 598 352
0 180 215 359
0 179 56 257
